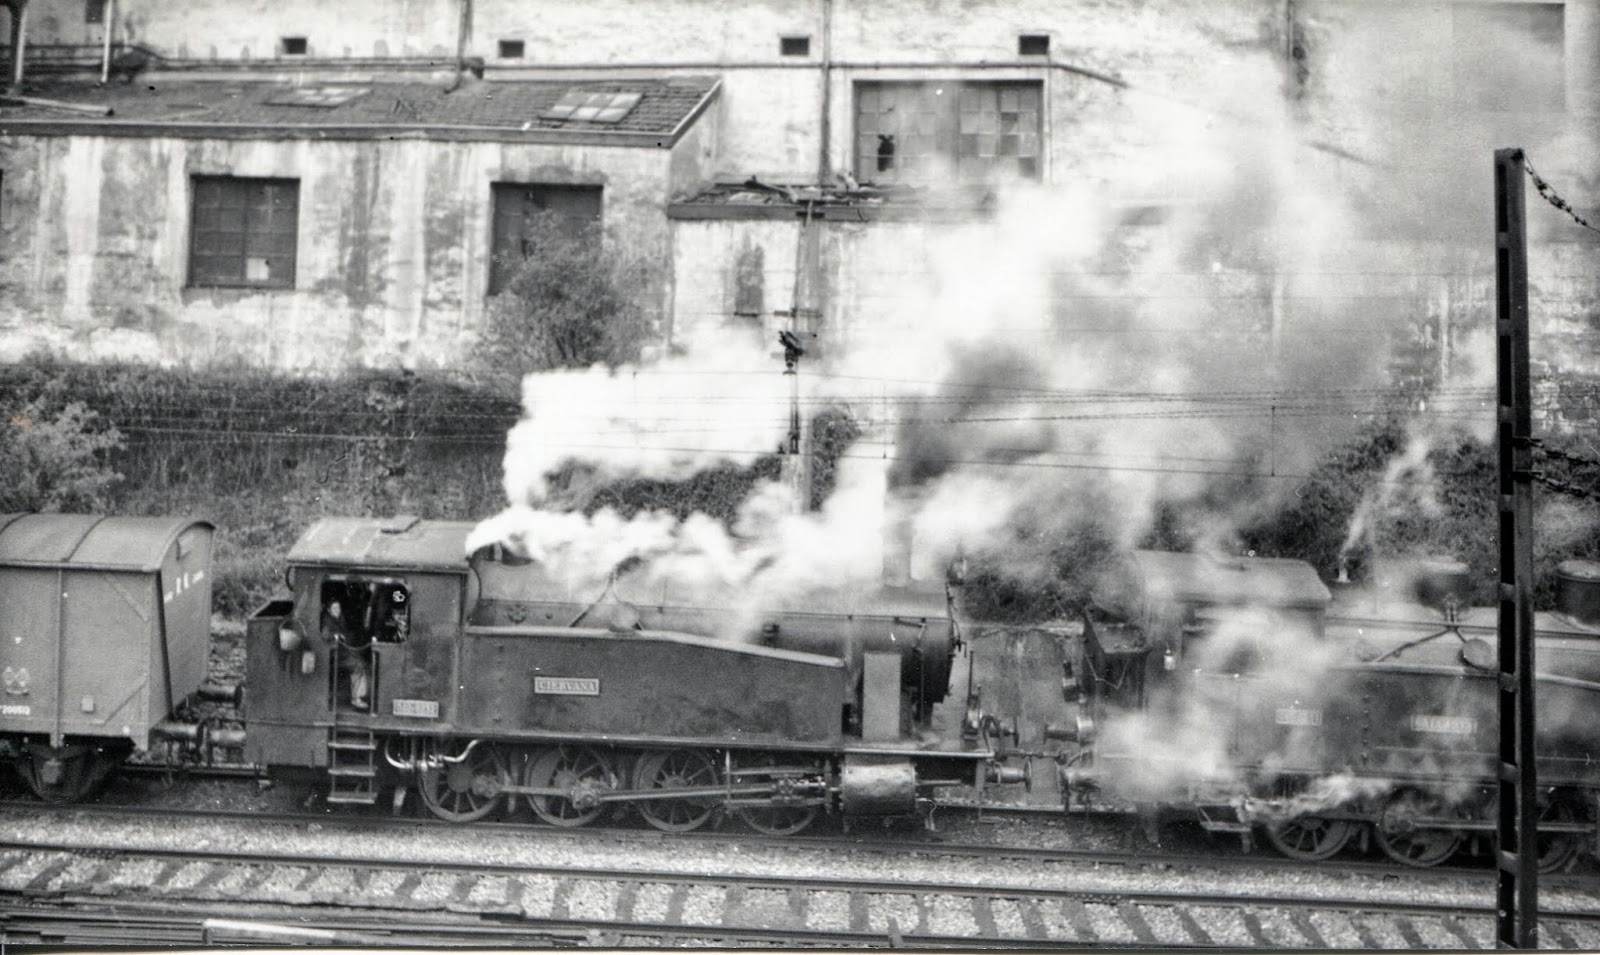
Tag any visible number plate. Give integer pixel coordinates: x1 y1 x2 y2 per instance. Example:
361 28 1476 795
1275 707 1322 727
391 699 440 718
1411 714 1476 736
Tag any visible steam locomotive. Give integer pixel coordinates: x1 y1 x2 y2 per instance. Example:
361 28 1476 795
0 512 1025 833
1048 550 1600 870
4 509 1598 865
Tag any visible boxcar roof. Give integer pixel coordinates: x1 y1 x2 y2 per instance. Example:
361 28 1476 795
0 513 213 572
1130 550 1332 611
288 516 474 572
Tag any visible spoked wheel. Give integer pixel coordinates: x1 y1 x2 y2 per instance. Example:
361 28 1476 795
1536 789 1591 874
731 754 822 836
19 744 116 804
633 748 721 833
526 745 617 827
738 803 819 836
1263 814 1357 862
416 740 508 823
1375 788 1464 868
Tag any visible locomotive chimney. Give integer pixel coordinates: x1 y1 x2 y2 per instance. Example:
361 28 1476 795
1555 559 1600 625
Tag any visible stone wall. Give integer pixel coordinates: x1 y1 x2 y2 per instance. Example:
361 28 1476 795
0 133 675 370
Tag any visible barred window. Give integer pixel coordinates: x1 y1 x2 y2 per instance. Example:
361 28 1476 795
855 81 1042 183
189 176 299 290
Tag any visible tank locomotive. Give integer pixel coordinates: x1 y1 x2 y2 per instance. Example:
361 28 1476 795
0 512 1026 832
1048 550 1600 870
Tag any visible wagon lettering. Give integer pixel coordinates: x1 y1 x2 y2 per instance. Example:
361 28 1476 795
0 704 31 716
534 676 600 696
1411 714 1476 736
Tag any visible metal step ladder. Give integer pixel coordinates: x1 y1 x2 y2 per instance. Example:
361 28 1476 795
326 726 379 805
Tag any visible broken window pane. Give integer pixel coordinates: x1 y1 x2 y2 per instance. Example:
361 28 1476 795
855 81 1043 183
189 176 298 289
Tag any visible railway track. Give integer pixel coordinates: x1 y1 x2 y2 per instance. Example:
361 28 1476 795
5 779 1595 888
4 840 1600 948
3 805 1600 948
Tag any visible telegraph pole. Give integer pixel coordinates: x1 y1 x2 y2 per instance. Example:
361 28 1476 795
1493 146 1538 949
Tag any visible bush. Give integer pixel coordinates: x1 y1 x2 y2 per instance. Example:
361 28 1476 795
473 211 651 388
0 396 124 513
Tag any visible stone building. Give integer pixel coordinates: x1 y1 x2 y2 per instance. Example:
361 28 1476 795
0 0 1594 382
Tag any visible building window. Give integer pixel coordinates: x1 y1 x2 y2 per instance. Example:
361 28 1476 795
85 0 106 25
855 81 1042 183
489 183 602 295
1018 34 1049 56
281 36 308 56
498 39 525 59
780 35 811 57
1453 3 1564 111
189 176 299 290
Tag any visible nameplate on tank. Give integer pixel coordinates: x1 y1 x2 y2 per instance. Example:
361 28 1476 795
392 699 440 718
1411 714 1476 736
534 676 600 696
1274 707 1322 727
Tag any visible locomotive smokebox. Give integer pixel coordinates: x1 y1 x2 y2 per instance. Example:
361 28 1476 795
1411 558 1472 613
1556 559 1600 625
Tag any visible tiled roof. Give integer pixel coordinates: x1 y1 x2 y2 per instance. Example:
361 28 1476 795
0 76 719 144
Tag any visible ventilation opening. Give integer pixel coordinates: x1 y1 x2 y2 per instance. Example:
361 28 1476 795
498 39 525 59
1018 34 1049 56
780 35 811 57
281 36 308 56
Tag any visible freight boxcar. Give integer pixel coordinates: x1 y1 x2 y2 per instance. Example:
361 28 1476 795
0 513 214 800
246 515 1019 831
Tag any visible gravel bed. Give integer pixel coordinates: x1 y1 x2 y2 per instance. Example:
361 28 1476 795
5 807 1596 917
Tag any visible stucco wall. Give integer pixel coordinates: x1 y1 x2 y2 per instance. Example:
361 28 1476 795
0 133 675 370
16 0 460 59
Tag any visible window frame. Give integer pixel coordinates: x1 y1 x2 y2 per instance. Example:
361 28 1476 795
487 182 603 296
187 175 301 291
853 79 1044 184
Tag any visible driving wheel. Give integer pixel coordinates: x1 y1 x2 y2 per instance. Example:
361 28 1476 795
1263 814 1357 862
1375 788 1463 868
526 745 616 827
634 748 720 832
416 740 507 822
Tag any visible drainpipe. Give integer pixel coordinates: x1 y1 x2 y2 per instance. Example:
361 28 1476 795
99 0 114 84
816 0 833 183
7 0 28 95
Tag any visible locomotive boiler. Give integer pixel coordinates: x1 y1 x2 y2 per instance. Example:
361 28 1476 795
245 515 1019 832
1050 549 1600 870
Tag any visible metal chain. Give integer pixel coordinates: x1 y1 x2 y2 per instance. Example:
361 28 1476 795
1522 153 1600 237
1538 444 1600 470
1535 473 1596 500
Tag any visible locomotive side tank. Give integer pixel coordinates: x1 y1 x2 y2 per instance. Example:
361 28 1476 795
247 516 1010 830
0 513 214 800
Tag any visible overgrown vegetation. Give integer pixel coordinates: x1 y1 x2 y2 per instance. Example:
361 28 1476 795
0 396 124 513
473 211 651 387
0 359 517 616
10 346 1599 623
